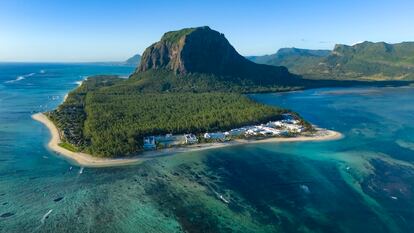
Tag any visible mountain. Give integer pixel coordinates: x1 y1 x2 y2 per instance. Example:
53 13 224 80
48 26 307 157
247 48 331 75
135 26 300 86
308 41 414 80
48 27 413 157
124 54 141 66
250 42 414 80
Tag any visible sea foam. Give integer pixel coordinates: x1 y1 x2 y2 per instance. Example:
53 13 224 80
74 80 83 86
4 72 36 83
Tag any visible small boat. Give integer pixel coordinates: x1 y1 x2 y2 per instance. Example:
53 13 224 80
213 191 230 204
41 209 53 224
79 167 84 174
219 195 230 204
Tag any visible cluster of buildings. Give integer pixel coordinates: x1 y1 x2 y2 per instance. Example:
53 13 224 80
143 114 306 150
143 133 198 150
204 114 305 139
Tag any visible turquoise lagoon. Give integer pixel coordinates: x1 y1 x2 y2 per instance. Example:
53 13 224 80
0 63 413 232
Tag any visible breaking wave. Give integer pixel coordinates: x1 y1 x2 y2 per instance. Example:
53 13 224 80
4 73 36 83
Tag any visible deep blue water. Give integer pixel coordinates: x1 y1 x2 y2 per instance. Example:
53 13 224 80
1 64 414 232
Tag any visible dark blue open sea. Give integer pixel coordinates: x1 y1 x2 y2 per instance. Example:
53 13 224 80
1 63 414 233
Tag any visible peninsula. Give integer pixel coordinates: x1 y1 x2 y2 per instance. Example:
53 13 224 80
32 112 341 167
34 26 343 166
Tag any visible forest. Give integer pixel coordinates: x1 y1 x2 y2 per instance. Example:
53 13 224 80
48 74 290 157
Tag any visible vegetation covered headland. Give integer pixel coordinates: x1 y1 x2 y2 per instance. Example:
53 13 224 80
33 111 341 167
39 26 388 159
47 75 301 157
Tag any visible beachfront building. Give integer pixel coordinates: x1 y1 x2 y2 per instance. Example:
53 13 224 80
245 128 259 136
258 127 282 136
184 134 198 144
282 113 300 124
226 128 247 136
243 125 285 137
204 132 226 140
285 124 305 133
143 136 156 150
266 121 283 128
142 114 305 151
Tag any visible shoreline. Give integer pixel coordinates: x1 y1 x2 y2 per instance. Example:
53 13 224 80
32 113 343 168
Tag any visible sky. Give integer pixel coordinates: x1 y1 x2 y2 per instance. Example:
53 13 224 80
1 0 414 62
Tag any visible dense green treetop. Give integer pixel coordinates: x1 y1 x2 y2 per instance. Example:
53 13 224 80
49 75 292 157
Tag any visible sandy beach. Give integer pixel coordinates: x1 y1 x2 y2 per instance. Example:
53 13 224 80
32 113 343 167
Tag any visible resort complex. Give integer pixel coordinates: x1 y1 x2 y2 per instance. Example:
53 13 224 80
143 114 307 150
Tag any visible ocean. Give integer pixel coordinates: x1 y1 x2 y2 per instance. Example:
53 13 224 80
0 63 413 232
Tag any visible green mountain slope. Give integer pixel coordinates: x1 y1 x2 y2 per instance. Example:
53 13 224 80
250 42 414 80
248 48 330 75
308 41 414 80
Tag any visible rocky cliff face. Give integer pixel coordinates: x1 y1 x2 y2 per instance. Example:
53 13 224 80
137 26 297 84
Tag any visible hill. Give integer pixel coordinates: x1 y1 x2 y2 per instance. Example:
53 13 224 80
136 26 302 86
47 27 306 157
250 42 414 80
247 48 331 75
308 41 414 80
124 54 141 66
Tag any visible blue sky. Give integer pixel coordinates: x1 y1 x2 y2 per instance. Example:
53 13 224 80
1 0 413 62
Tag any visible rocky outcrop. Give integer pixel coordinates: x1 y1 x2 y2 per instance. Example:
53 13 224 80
137 26 297 84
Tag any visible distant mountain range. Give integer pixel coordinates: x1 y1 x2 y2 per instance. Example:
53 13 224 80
248 42 414 80
87 54 141 66
247 48 330 75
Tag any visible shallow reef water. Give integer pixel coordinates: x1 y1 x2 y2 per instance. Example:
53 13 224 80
1 64 414 232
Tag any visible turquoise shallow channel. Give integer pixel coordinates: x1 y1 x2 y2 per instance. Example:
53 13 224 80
1 63 414 233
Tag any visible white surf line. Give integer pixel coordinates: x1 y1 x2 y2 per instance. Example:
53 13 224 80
5 76 25 83
5 72 36 83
